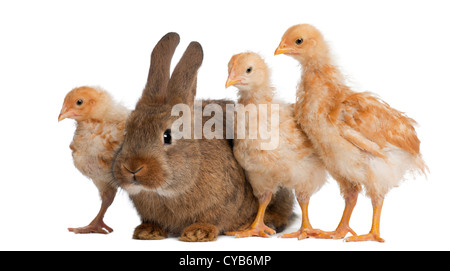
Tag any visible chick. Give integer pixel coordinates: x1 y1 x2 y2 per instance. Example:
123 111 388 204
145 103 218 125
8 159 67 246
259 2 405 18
275 24 428 242
225 52 327 239
58 86 130 234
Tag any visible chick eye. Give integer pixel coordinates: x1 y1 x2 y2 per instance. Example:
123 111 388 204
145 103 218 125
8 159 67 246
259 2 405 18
295 38 304 45
246 67 252 73
163 129 172 145
76 99 83 106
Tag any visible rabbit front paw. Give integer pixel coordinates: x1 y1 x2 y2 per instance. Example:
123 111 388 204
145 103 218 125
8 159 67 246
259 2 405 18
133 223 168 240
179 222 219 242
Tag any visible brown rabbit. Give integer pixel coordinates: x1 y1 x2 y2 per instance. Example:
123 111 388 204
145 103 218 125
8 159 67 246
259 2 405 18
111 32 293 242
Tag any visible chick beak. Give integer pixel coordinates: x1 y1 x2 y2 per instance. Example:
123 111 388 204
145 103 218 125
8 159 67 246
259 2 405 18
225 77 242 88
58 107 68 122
274 42 291 55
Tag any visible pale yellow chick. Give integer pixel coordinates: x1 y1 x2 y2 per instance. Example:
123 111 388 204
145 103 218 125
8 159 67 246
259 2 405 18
275 24 428 242
225 52 327 239
58 86 130 234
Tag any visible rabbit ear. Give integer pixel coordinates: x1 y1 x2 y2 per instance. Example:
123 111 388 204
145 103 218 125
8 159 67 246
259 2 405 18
166 41 203 107
137 32 180 107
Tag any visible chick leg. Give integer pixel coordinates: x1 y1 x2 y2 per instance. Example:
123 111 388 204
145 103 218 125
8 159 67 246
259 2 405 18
225 191 275 238
68 185 116 234
281 196 320 240
280 199 311 240
310 188 359 239
345 197 385 242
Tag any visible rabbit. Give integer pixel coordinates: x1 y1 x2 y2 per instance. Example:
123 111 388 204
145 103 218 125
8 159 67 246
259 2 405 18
111 32 294 242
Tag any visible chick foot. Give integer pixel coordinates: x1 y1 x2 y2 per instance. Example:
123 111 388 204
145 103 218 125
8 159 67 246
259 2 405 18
281 228 326 240
226 191 275 238
68 220 113 234
68 191 116 234
345 233 385 243
310 190 358 239
282 199 327 240
226 223 275 238
309 226 357 240
344 197 384 242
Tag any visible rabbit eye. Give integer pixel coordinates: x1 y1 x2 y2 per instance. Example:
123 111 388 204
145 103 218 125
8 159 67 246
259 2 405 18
163 129 172 145
295 38 304 45
76 99 83 106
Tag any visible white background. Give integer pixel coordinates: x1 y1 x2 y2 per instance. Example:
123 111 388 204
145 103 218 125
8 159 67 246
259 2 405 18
0 0 449 251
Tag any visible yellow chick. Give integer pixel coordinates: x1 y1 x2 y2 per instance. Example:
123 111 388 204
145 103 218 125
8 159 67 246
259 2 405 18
59 86 130 234
225 52 327 239
275 24 428 242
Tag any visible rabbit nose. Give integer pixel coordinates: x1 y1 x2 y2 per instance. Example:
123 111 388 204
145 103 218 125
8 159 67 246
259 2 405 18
123 165 144 175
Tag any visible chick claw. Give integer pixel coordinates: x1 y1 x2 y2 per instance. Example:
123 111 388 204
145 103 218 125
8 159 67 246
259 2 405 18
226 224 275 238
344 233 385 243
281 228 325 240
309 226 357 240
68 221 113 234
